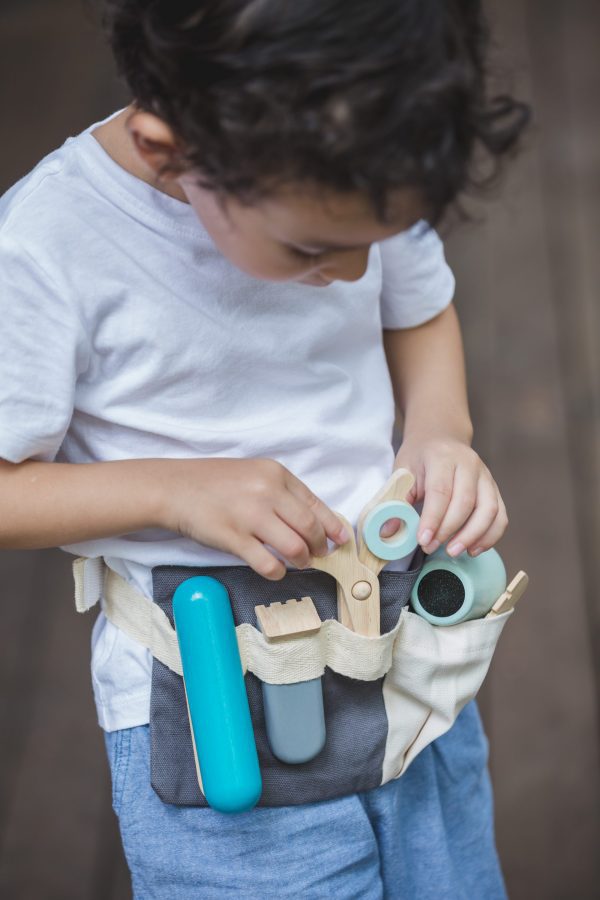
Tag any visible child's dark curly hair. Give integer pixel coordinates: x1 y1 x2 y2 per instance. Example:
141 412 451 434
104 0 529 223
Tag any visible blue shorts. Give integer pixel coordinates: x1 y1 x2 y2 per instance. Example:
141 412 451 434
104 700 507 899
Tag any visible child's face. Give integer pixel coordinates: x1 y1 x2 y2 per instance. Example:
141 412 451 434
178 173 422 285
124 108 422 284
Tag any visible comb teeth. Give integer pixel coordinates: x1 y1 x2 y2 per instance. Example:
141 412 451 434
255 596 322 641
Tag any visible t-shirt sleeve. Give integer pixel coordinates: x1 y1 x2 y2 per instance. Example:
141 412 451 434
379 221 455 329
0 234 89 463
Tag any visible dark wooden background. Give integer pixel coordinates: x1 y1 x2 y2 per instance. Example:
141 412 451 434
0 1 598 897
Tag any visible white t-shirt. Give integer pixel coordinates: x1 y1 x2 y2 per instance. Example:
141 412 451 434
0 114 455 730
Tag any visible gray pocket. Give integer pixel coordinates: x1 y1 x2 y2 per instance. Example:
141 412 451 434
149 560 423 807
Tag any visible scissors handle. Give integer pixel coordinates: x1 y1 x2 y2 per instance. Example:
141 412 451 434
310 471 417 636
362 500 420 562
311 516 380 636
356 469 417 574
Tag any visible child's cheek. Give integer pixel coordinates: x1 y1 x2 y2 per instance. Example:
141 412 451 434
179 177 308 281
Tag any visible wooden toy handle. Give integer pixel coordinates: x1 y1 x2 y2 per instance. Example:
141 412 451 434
309 471 417 636
311 515 381 636
357 469 416 574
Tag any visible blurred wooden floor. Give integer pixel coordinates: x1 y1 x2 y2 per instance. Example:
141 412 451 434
0 1 599 898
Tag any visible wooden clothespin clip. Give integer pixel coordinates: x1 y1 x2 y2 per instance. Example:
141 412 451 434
486 571 529 617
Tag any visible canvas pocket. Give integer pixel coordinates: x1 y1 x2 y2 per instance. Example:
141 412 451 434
381 607 513 782
235 603 513 791
149 563 421 806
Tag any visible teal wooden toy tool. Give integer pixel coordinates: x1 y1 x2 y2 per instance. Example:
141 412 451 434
411 545 508 625
362 499 420 561
410 547 530 626
172 576 262 813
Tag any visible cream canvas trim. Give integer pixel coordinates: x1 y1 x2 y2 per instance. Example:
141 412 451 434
74 557 184 675
73 556 104 612
72 558 400 685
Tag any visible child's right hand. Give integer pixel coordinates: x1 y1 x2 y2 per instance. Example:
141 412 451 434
159 457 349 579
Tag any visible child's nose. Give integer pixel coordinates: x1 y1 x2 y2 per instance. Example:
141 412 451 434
323 247 370 283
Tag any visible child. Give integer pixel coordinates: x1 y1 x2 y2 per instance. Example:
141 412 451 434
0 1 528 896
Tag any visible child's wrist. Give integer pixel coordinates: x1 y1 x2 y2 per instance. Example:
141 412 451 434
150 457 198 533
151 457 226 535
401 410 474 448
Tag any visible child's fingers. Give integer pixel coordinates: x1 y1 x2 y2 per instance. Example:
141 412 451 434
465 506 508 556
417 462 456 551
430 467 478 548
255 517 313 570
237 535 288 580
275 492 330 558
379 517 403 538
406 484 419 505
446 483 507 557
285 474 349 546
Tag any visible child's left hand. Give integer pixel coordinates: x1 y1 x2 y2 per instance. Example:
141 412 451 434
388 434 508 557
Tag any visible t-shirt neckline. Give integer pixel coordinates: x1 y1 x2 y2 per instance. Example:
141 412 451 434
73 112 206 242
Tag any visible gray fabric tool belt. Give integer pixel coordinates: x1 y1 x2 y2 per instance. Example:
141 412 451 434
151 557 424 807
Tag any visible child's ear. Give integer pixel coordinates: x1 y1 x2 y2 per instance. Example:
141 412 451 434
126 110 185 179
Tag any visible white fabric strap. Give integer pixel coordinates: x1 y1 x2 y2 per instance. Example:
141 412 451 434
72 557 399 685
73 557 183 675
73 556 105 612
103 567 184 676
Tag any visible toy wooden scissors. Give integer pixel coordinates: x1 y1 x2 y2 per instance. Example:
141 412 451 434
253 468 419 765
311 468 421 636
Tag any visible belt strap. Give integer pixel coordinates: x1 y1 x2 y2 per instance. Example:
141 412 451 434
73 557 184 675
72 557 400 685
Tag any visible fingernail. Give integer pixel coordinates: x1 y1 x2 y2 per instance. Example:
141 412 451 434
338 527 349 543
424 539 440 554
419 528 434 546
447 542 465 557
470 547 483 557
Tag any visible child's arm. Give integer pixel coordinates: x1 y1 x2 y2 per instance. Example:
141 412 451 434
383 302 508 558
0 457 347 579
